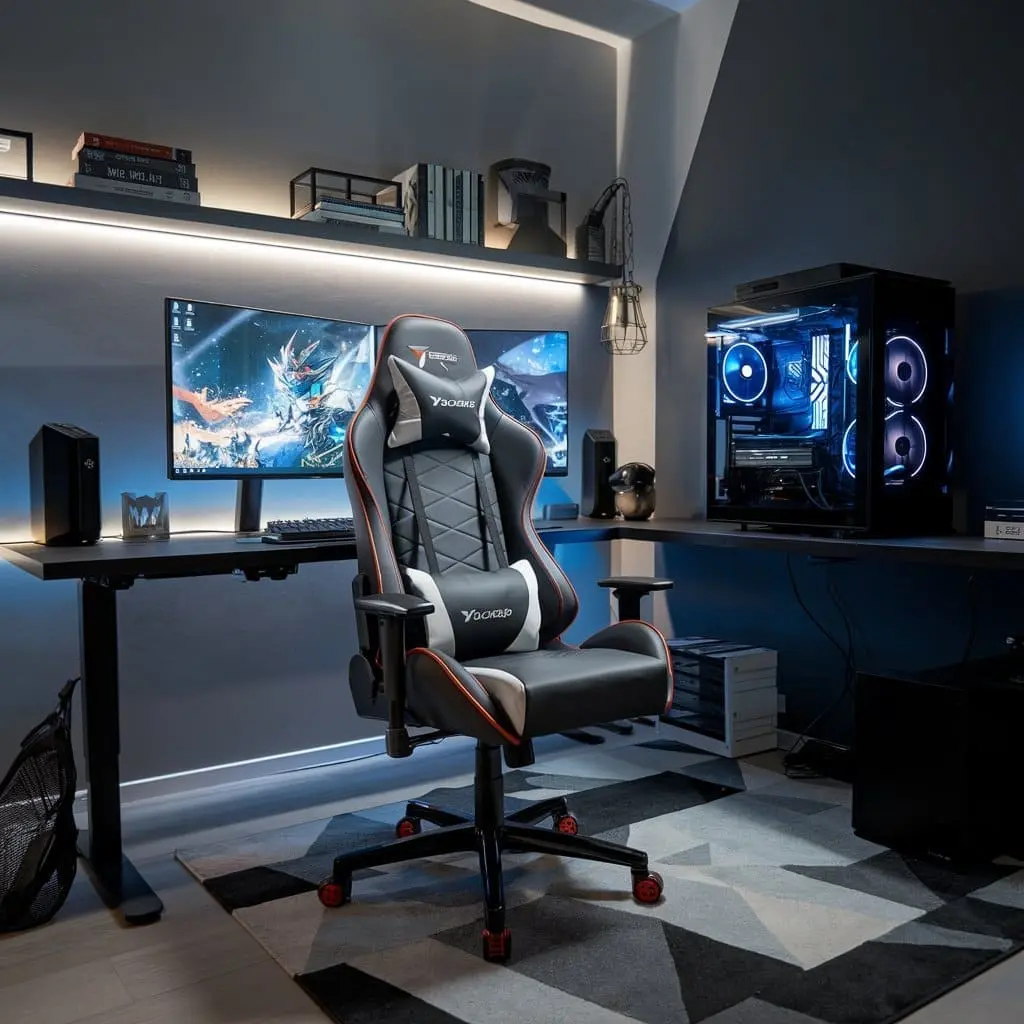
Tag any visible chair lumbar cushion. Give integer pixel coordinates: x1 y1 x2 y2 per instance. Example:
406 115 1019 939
404 560 541 662
387 355 494 453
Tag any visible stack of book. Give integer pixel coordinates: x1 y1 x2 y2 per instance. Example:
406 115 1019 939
661 637 779 758
294 195 406 235
387 162 484 245
69 132 200 206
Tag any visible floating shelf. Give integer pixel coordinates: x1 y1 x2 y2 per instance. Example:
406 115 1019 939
0 179 621 286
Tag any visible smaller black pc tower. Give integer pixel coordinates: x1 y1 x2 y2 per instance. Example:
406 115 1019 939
582 429 617 519
29 423 101 546
706 264 954 535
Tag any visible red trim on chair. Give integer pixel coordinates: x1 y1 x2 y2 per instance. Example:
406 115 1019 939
349 472 383 592
620 619 675 712
409 647 521 746
345 315 406 591
494 409 577 624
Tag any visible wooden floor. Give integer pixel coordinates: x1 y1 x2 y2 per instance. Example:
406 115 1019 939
1 740 1022 1024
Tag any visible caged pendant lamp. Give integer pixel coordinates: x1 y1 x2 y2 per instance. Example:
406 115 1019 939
575 177 647 355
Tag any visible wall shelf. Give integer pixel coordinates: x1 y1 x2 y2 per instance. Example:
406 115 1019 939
0 179 621 286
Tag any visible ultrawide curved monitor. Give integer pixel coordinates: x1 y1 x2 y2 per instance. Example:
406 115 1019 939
463 328 569 476
166 298 375 479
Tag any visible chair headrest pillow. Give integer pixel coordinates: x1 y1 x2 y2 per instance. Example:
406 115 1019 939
386 355 494 453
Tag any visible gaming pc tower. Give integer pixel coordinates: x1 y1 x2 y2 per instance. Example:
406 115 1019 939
706 265 954 535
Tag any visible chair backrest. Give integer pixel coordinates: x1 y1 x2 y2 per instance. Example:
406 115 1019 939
344 314 578 662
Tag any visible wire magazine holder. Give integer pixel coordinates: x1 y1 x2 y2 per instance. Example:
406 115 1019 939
0 677 80 932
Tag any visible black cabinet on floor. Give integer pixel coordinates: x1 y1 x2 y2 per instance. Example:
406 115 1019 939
853 654 1024 864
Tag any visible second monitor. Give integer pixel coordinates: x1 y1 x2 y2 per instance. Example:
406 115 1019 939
464 328 569 476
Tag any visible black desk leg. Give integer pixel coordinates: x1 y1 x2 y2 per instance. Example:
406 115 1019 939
78 579 163 925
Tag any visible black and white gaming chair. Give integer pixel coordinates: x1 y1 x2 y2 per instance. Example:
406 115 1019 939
319 313 674 963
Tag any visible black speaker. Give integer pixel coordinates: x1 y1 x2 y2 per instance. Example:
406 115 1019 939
582 428 617 519
29 423 101 546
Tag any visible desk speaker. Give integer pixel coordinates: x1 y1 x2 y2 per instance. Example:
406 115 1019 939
29 423 101 545
582 429 617 519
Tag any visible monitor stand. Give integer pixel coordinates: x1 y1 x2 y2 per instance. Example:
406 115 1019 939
235 479 263 533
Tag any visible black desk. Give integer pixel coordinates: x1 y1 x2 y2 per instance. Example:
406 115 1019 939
2 516 1019 924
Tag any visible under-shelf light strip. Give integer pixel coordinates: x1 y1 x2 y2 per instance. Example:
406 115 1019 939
0 201 596 287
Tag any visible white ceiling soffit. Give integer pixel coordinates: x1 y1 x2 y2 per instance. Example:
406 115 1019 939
464 0 702 45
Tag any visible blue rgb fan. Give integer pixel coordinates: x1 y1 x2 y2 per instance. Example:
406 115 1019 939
846 340 858 384
722 342 768 403
884 411 927 477
885 335 928 407
842 420 857 478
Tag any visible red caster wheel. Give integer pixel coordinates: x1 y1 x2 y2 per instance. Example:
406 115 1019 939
482 927 512 963
317 879 348 908
395 816 421 838
632 871 664 905
554 813 579 835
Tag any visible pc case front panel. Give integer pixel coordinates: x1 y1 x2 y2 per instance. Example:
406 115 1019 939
707 280 869 530
867 274 953 533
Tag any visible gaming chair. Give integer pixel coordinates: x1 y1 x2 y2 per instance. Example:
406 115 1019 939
321 313 674 963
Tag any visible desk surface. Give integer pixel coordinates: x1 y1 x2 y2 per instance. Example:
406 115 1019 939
2 517 1023 582
0 532 357 581
541 518 1024 571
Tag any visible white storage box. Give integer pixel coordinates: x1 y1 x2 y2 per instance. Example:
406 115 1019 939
662 637 778 758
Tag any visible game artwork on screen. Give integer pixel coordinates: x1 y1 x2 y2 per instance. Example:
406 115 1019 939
168 300 374 476
468 329 568 474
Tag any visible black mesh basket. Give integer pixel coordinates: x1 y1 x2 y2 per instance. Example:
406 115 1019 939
0 678 79 932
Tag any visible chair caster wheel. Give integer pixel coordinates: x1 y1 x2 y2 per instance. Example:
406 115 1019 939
553 812 579 835
395 816 421 838
317 878 349 908
632 870 664 905
482 927 512 963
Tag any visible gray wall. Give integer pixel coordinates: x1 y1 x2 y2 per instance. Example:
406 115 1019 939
0 0 615 231
656 0 1024 741
0 0 617 783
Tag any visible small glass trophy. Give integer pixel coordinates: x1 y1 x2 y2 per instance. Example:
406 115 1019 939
121 492 170 541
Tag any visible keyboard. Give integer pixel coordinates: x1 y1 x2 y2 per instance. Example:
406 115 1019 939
262 517 356 544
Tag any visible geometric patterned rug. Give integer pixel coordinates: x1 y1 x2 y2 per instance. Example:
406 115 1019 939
175 738 1024 1024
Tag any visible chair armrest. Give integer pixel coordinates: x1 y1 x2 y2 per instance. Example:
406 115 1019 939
352 592 432 758
354 593 434 619
598 576 674 595
598 577 674 622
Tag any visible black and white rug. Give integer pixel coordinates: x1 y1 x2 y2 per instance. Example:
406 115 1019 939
176 739 1024 1023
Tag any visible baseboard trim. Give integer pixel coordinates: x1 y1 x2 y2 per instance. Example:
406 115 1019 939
78 735 392 805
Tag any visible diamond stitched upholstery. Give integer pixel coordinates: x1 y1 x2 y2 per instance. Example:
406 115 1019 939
384 445 504 575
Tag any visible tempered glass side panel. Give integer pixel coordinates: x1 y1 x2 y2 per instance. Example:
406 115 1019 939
706 281 868 525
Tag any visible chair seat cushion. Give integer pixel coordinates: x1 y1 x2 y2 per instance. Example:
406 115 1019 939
405 621 671 742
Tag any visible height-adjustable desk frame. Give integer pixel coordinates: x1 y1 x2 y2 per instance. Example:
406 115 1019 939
0 534 361 924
